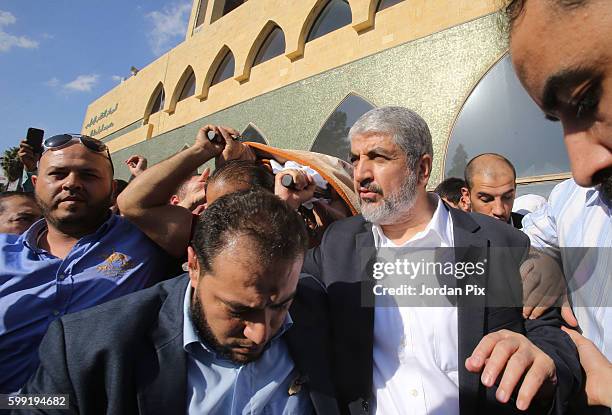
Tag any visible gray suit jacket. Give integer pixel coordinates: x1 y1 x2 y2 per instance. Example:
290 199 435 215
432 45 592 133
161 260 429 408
19 274 340 415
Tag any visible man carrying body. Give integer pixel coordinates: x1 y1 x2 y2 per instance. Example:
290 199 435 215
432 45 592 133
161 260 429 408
0 134 172 393
20 190 338 414
117 125 322 258
0 191 42 234
462 153 523 228
506 0 612 408
303 107 580 414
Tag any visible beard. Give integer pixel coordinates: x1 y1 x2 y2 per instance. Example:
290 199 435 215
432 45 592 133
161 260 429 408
35 192 112 236
594 167 612 203
189 291 258 364
359 171 419 225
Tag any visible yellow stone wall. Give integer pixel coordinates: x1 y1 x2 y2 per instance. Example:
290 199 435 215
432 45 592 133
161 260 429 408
82 0 499 152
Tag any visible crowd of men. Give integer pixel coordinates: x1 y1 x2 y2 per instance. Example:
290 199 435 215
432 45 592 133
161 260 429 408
0 0 610 414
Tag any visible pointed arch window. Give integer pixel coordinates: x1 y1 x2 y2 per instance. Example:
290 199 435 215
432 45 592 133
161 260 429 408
306 0 352 43
253 27 286 67
241 123 268 145
310 93 375 160
222 0 245 16
444 54 569 197
150 87 165 115
178 70 196 102
377 0 404 12
211 51 235 86
195 0 208 27
211 0 246 22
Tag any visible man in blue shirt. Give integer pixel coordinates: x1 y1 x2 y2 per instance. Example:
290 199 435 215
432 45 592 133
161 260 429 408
0 134 172 393
20 190 339 414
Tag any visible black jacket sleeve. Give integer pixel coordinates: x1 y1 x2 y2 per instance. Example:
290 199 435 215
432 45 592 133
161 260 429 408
524 308 583 415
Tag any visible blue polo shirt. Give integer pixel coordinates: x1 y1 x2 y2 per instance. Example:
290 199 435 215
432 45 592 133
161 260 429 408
0 214 171 393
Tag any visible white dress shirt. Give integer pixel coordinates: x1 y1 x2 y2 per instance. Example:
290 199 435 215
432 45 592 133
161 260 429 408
522 179 611 359
371 196 460 415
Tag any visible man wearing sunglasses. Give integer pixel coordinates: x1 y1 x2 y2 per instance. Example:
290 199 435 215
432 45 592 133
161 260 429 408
0 134 173 394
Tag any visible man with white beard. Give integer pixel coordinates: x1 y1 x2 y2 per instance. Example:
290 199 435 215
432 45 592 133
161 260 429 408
303 106 581 414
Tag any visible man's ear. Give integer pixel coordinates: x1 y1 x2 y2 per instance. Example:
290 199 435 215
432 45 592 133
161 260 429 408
460 187 472 211
31 175 37 186
187 246 201 288
169 195 180 205
111 179 117 197
418 154 433 186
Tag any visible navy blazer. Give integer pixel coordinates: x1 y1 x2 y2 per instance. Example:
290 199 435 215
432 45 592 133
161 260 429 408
19 274 340 415
303 207 582 415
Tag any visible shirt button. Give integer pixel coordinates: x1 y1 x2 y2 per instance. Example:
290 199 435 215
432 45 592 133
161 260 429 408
52 310 60 316
410 389 418 397
58 274 66 281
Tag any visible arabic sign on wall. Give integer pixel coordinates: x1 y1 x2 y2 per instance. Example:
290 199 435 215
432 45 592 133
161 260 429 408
86 103 118 137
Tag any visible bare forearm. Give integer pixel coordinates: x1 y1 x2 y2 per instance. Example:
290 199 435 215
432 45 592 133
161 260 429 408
118 145 213 213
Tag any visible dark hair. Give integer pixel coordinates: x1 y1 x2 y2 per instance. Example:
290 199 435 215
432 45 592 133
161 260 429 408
434 177 466 205
505 0 588 28
0 191 36 214
113 179 129 197
207 160 274 193
464 153 517 189
191 190 308 274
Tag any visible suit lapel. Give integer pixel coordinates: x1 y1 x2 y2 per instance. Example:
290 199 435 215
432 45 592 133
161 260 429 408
450 210 489 415
136 277 189 415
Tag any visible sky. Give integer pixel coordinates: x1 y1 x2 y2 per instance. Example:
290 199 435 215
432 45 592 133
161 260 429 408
0 0 193 155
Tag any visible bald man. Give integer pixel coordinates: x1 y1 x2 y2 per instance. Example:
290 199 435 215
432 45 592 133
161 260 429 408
462 153 523 228
0 134 173 393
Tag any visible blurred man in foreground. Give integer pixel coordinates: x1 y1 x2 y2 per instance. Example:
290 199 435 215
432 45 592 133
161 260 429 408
507 0 612 409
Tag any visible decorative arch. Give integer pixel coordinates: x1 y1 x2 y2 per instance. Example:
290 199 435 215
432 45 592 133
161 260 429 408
143 82 165 124
240 123 268 145
199 45 235 100
310 92 375 160
236 21 286 82
167 66 196 114
351 0 378 33
286 0 353 61
306 0 352 43
443 53 569 195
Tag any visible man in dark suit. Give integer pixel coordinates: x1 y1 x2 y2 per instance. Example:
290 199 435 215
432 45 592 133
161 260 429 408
20 191 339 415
303 107 581 414
462 153 524 229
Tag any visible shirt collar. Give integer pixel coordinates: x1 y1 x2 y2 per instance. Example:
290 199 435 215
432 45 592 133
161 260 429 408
21 212 117 253
22 218 49 253
371 194 453 247
182 283 293 361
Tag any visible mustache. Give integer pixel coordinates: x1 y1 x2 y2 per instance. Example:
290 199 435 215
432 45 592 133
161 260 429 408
360 181 383 195
53 191 87 206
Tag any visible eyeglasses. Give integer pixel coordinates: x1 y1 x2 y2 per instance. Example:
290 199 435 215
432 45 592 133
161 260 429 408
42 134 114 173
